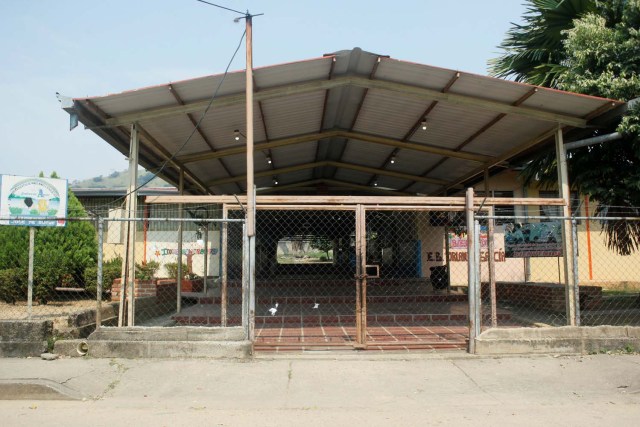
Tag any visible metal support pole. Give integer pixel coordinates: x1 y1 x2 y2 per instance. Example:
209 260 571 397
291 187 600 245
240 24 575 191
96 218 104 329
555 127 576 325
126 123 139 326
249 221 256 342
465 188 477 353
474 219 482 336
177 169 184 313
221 204 228 327
487 206 497 328
241 223 249 339
247 186 257 341
27 227 35 319
572 219 581 326
203 224 209 294
245 15 255 238
355 204 367 348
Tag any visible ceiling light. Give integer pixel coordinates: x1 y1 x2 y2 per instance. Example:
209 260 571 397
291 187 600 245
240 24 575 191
234 129 240 141
390 156 396 164
273 177 278 185
421 119 428 130
373 180 378 187
266 156 272 164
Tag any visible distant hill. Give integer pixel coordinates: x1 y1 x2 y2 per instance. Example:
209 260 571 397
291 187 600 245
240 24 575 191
71 169 173 189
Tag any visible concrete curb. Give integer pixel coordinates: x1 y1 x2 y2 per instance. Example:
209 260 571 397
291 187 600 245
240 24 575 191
0 320 52 357
0 379 84 400
55 339 252 359
475 326 640 355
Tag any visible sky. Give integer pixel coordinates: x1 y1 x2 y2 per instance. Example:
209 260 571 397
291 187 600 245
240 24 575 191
0 0 527 182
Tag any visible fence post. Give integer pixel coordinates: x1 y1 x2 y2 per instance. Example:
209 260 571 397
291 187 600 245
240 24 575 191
487 206 497 327
242 223 249 339
466 188 477 353
474 219 482 337
221 205 228 327
96 217 104 330
27 227 35 319
555 128 576 325
571 219 581 326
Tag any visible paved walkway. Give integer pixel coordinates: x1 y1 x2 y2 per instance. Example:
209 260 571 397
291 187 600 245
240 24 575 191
0 352 639 426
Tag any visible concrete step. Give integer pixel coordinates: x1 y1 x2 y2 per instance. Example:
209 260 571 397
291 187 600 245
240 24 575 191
88 326 246 342
197 293 468 305
54 338 251 359
53 326 251 359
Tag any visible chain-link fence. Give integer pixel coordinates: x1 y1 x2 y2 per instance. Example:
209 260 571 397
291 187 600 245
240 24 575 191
0 207 246 337
474 213 640 331
363 208 469 348
242 206 471 349
575 216 640 326
0 217 100 337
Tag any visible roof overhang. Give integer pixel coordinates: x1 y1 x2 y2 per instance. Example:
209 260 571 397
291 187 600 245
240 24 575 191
62 48 624 196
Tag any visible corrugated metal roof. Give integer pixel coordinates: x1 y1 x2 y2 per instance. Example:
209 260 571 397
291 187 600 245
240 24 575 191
67 48 625 197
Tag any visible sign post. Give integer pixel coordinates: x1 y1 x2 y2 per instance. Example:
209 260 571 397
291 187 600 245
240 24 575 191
0 175 69 316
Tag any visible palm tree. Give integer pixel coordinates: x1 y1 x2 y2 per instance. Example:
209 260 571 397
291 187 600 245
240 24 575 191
490 0 640 255
488 0 596 86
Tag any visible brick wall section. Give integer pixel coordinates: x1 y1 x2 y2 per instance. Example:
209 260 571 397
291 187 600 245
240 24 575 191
111 279 159 301
482 282 602 312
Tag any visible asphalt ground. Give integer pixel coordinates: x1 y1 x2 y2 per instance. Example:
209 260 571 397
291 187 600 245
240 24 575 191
0 352 639 426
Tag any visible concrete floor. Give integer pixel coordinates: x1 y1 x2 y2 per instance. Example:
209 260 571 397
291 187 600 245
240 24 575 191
1 353 639 426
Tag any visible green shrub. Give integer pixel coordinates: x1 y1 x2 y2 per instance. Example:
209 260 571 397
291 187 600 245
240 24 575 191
164 262 180 279
135 261 160 281
84 257 122 298
0 268 27 304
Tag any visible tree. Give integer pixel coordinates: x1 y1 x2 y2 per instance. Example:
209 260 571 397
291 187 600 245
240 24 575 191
491 0 640 255
310 236 333 260
488 0 597 86
0 172 98 303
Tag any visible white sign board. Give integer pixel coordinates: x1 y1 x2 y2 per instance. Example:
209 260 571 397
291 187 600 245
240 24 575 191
0 175 68 227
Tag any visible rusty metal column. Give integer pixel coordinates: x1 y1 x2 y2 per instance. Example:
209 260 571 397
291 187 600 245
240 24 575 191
245 14 255 238
466 188 477 353
355 205 367 349
244 14 256 343
555 127 576 325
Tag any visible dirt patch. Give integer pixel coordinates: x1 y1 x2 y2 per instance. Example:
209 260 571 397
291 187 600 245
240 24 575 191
0 299 97 320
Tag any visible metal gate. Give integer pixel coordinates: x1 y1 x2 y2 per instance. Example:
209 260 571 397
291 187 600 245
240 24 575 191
239 202 470 351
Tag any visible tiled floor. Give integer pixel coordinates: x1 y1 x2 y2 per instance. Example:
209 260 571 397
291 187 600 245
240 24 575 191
254 321 468 352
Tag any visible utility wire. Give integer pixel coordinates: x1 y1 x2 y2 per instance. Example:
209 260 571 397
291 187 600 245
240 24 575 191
195 0 245 15
87 28 247 214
